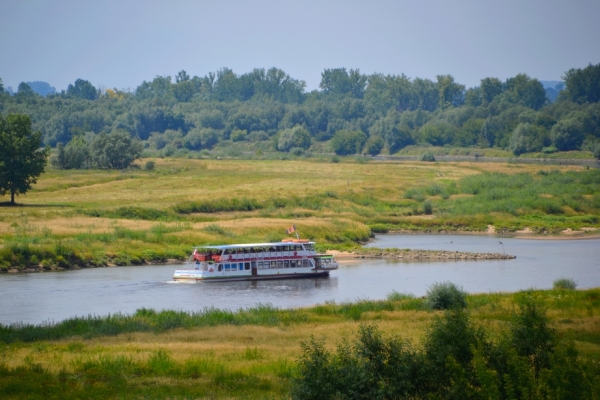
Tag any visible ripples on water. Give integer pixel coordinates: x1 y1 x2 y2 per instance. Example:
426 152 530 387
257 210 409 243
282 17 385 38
1 234 599 324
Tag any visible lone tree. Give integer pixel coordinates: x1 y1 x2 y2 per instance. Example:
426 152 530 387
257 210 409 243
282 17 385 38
0 114 48 204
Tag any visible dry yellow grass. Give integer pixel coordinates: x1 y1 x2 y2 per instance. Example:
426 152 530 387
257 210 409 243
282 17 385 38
2 158 582 228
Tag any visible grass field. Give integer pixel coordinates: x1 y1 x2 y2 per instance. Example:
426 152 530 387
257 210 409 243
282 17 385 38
0 288 599 398
0 157 598 269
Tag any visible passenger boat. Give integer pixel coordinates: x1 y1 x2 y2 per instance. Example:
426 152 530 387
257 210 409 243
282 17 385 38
173 239 338 282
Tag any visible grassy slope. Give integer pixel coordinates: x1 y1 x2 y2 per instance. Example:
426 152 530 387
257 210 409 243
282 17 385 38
0 158 598 269
0 289 598 398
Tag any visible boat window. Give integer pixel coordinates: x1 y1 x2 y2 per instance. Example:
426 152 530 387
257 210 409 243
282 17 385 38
270 261 276 268
245 263 250 270
291 260 296 268
218 264 222 271
284 260 289 268
277 261 283 269
303 260 309 267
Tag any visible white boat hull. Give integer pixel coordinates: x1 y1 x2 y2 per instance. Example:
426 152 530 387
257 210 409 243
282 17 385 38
173 265 335 282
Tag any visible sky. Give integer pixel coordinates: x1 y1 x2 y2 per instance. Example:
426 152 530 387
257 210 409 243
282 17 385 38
1 0 599 93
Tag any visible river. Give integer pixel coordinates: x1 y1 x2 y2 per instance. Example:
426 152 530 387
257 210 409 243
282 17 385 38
1 234 599 325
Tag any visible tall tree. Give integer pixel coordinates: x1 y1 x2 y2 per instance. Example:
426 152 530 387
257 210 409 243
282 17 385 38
0 114 48 204
480 77 504 103
505 74 547 110
320 68 367 98
561 63 600 104
16 82 36 98
436 75 465 108
66 79 99 100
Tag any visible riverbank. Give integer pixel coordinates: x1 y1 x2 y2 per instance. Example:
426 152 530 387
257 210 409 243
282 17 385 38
1 159 598 271
0 288 598 398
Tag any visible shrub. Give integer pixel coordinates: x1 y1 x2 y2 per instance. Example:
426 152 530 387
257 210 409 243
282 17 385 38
289 147 305 156
426 281 467 309
277 126 311 152
511 294 556 375
144 161 155 170
553 277 577 290
423 200 433 215
330 130 367 155
420 152 436 162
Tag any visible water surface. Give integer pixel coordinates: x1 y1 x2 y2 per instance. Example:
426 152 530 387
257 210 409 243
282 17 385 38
1 234 598 325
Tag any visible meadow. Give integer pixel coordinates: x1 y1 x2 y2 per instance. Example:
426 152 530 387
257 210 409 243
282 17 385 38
0 288 599 398
0 157 598 270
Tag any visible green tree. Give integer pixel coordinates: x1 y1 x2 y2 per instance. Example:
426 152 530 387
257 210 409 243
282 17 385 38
66 79 99 100
175 70 190 83
364 135 384 155
0 114 48 204
172 80 195 102
51 136 90 169
561 63 600 104
230 129 247 142
320 68 367 98
551 112 587 151
330 130 367 155
480 77 504 103
509 122 548 155
436 74 465 108
505 74 547 110
369 114 413 153
593 143 600 160
90 130 142 169
16 82 36 98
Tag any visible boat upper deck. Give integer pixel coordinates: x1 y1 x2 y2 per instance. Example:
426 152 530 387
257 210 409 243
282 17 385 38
192 240 315 252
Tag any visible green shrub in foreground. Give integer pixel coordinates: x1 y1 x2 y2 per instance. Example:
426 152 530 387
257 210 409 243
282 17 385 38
293 298 600 399
426 281 467 309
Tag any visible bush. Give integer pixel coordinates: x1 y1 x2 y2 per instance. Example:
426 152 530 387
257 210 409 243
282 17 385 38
553 277 577 290
144 161 155 171
364 135 384 155
293 296 600 400
593 143 600 160
330 130 367 155
419 151 436 162
426 281 467 309
277 126 311 152
289 147 305 156
423 200 433 215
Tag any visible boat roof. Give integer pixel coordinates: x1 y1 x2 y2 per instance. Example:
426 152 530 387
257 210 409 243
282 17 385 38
193 241 314 250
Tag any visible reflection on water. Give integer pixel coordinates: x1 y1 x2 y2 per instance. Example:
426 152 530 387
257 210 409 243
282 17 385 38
1 234 599 325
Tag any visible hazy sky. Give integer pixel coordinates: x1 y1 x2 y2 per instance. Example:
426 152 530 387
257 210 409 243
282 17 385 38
1 0 599 92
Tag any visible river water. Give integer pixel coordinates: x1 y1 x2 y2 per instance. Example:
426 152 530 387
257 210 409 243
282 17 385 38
1 234 599 325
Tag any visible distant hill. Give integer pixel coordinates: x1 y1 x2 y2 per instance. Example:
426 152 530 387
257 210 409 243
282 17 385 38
540 80 564 90
540 80 564 103
26 81 56 96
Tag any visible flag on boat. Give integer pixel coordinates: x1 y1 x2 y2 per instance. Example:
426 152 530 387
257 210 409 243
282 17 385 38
286 225 296 235
193 249 198 256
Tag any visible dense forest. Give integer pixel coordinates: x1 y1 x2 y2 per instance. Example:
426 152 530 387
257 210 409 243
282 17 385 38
1 63 599 163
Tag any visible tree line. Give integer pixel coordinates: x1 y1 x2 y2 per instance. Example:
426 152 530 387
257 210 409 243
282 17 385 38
1 63 600 160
